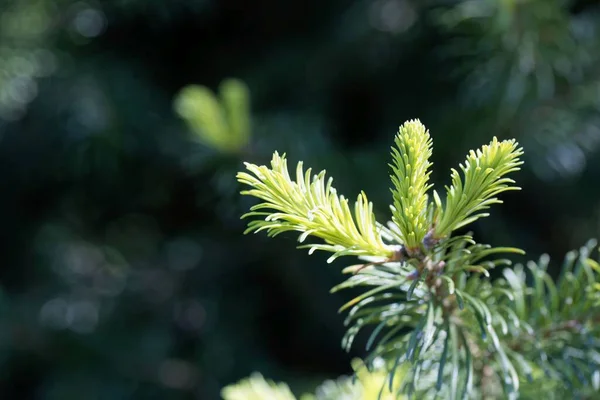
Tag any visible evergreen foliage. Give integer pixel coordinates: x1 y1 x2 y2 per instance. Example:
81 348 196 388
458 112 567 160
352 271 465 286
236 120 600 399
238 152 390 261
1 1 600 399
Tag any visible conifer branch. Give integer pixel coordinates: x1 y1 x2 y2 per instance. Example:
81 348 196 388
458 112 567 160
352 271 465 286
237 152 393 262
493 240 600 395
433 137 524 239
389 119 433 252
236 120 600 399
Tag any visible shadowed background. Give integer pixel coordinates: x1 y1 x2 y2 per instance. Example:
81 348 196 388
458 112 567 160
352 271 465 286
1 0 600 398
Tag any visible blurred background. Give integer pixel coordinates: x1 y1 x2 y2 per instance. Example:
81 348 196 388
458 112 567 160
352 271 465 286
1 0 600 398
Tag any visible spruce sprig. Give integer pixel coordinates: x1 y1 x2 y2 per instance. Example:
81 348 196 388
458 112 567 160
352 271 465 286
234 120 600 399
237 152 393 263
389 120 433 252
433 137 524 239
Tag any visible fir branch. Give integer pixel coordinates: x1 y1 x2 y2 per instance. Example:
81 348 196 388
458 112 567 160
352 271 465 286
236 119 598 399
237 152 393 262
493 240 600 396
389 119 434 252
433 137 524 239
331 236 523 399
449 239 600 399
